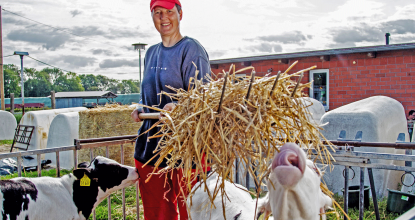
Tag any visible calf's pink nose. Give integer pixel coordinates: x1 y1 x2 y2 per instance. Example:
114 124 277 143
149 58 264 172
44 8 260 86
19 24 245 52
272 143 306 186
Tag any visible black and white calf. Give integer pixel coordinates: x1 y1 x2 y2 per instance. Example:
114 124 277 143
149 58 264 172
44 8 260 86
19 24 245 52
0 156 139 220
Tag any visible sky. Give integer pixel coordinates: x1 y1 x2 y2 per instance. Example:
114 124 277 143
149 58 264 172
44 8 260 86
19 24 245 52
2 0 415 80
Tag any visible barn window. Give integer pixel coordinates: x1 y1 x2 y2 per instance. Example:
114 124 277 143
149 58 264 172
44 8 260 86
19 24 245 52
309 69 329 111
234 73 246 83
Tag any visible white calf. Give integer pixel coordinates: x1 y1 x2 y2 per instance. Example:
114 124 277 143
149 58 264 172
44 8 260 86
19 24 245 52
0 156 139 220
187 173 272 220
258 143 332 220
188 172 273 220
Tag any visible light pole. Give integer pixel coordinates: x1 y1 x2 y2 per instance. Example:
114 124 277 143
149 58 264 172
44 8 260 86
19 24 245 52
132 43 147 83
13 51 29 115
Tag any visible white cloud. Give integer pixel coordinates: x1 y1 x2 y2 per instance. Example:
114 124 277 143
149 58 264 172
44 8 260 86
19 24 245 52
2 0 415 79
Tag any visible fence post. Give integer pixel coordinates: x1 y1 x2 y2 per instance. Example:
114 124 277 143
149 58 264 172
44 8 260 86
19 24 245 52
51 91 55 109
359 167 365 220
338 130 363 219
10 93 14 114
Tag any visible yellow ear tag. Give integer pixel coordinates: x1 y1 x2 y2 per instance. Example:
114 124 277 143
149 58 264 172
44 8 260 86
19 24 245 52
80 174 91 186
257 213 269 220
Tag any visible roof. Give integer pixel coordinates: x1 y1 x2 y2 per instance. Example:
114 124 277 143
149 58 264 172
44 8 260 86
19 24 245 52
49 91 118 99
210 42 415 64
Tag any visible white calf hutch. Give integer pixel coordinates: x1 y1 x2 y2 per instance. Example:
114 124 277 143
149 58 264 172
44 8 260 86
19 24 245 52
299 97 325 126
320 95 409 198
17 107 87 151
45 112 80 170
0 110 17 140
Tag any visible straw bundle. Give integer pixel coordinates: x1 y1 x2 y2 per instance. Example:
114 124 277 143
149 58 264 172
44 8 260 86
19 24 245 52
139 61 335 218
78 104 142 166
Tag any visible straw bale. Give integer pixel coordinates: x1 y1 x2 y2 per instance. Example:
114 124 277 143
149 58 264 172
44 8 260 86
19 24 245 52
78 104 142 166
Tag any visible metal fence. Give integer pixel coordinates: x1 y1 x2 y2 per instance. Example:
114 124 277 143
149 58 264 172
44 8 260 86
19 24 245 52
312 131 415 220
3 133 415 220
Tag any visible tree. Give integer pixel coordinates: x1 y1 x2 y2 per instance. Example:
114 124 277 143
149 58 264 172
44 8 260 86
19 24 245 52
79 74 99 91
24 69 52 97
41 68 64 85
52 70 84 92
2 64 144 97
3 64 21 98
119 79 140 94
66 72 85 91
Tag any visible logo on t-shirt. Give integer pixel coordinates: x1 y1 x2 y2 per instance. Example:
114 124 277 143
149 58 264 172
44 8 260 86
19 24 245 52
151 67 168 70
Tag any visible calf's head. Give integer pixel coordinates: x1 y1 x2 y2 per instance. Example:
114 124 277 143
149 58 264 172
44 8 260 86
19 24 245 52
72 156 139 218
258 143 332 220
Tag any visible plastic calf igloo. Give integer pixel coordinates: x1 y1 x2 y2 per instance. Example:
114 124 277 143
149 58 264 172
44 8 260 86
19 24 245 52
320 95 408 197
0 110 17 140
17 107 87 151
45 112 80 170
297 97 326 125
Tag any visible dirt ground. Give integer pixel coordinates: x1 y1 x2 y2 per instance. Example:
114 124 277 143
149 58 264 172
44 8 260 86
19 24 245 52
0 144 11 154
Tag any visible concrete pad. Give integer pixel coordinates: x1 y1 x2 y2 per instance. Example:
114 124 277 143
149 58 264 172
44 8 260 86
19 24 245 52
0 110 17 140
17 107 87 151
320 95 408 197
45 112 80 170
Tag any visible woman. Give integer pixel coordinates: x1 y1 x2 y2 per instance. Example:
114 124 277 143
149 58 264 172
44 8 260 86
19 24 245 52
130 0 210 219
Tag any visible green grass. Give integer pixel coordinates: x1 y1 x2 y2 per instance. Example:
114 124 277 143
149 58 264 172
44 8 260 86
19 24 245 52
14 114 23 124
0 140 13 145
0 168 72 180
91 185 143 220
327 194 401 220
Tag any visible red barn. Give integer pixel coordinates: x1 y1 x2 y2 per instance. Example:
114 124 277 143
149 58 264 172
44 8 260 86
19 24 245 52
210 43 415 115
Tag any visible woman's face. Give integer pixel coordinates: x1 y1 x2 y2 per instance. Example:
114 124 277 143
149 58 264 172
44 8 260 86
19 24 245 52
152 6 182 38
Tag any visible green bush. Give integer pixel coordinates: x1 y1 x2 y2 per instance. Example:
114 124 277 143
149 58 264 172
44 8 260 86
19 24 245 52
5 107 50 113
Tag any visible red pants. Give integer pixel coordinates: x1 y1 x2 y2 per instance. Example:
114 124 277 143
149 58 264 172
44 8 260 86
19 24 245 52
135 160 196 220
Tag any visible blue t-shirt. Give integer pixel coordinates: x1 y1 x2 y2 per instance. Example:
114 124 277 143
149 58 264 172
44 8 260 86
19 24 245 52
134 36 211 167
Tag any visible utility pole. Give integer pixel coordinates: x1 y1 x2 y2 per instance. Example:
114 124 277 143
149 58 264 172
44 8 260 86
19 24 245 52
132 43 147 83
0 5 5 110
14 51 29 115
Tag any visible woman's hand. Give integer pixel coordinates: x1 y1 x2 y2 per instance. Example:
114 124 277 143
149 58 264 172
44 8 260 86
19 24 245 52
160 103 176 120
131 108 144 122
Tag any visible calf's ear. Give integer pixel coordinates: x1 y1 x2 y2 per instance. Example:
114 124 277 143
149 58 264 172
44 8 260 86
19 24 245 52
73 168 93 180
77 161 90 168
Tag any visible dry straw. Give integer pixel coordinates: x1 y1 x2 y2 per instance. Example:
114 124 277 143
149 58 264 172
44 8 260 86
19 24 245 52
78 104 142 166
139 61 336 219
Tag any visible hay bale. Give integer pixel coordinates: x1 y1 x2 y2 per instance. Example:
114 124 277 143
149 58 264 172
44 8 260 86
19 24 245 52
139 62 334 208
78 104 142 166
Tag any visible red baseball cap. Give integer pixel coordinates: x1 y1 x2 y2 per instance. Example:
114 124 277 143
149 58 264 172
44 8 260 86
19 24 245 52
150 0 181 12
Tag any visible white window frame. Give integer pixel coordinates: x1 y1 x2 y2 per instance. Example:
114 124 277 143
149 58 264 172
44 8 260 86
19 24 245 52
309 69 329 111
